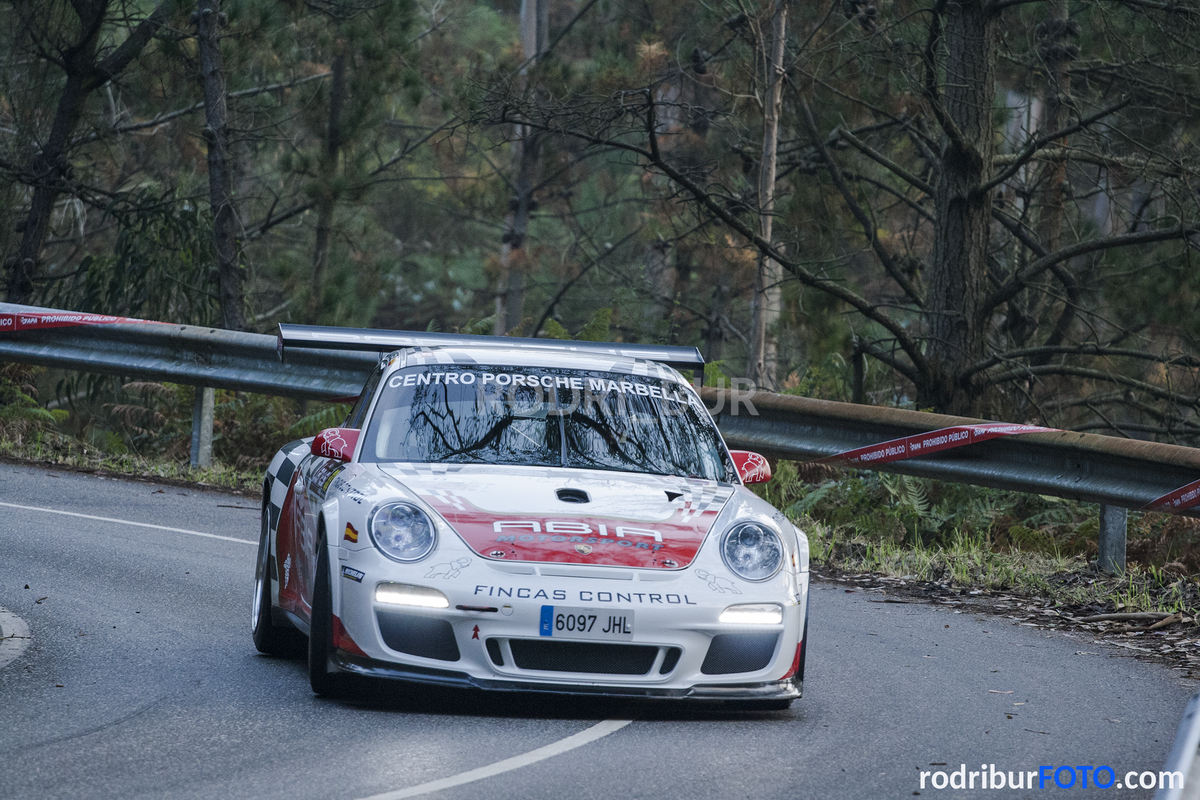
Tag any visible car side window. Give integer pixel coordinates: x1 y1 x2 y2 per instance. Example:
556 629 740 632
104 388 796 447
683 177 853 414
344 365 384 429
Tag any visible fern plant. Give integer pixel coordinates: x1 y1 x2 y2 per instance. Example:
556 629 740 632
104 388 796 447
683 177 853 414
288 404 352 438
0 363 62 427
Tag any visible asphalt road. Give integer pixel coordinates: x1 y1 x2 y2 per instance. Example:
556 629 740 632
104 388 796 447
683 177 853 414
0 460 1194 799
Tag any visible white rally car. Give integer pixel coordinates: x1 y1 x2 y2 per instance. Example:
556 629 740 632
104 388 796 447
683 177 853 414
253 326 809 708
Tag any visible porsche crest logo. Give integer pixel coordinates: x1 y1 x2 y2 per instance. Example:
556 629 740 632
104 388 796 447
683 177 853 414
574 543 593 555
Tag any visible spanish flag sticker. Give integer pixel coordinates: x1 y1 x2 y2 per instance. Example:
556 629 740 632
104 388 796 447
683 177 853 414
344 522 359 543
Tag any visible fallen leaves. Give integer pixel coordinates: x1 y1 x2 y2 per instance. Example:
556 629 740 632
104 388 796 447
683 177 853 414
1077 612 1172 623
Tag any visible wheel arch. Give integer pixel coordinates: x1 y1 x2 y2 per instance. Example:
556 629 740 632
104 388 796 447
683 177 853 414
315 505 342 618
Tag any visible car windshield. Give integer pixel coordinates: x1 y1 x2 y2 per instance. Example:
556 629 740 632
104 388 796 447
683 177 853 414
359 366 732 481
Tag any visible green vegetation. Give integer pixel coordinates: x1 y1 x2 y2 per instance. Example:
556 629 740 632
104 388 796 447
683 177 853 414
0 364 345 493
757 462 1200 615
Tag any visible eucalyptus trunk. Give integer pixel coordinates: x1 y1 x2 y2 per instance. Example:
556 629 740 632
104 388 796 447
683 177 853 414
494 0 548 335
749 0 787 390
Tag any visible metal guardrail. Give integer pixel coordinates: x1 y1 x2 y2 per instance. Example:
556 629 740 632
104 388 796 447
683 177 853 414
0 303 376 399
3 302 1199 528
0 302 376 468
708 390 1200 519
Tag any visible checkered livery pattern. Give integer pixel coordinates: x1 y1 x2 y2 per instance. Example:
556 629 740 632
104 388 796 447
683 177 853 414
412 486 470 511
264 438 312 537
673 482 734 524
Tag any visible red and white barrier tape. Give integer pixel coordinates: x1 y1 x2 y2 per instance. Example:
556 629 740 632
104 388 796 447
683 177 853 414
0 312 166 332
819 420 1200 515
817 422 1057 467
1144 480 1200 514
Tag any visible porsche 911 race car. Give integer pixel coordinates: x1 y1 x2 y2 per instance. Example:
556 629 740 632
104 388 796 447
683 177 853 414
253 326 809 708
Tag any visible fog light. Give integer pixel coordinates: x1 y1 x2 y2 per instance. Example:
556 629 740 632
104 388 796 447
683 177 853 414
719 603 783 625
375 582 449 608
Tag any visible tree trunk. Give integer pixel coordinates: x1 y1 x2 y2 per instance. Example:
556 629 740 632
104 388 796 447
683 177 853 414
9 70 95 304
749 0 787 390
311 49 347 312
1035 0 1072 256
8 0 169 304
494 0 547 335
197 0 246 331
922 0 997 415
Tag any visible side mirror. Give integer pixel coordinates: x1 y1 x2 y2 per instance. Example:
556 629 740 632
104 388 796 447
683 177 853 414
311 428 361 462
730 450 772 484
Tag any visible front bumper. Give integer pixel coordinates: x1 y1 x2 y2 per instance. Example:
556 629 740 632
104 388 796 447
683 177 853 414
331 545 808 701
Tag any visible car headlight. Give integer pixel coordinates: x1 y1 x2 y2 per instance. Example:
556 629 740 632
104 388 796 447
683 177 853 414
720 522 784 582
369 502 437 562
719 603 784 625
375 582 449 608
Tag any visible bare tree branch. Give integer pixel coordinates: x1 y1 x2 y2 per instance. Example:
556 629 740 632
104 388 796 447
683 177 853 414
836 127 935 195
986 224 1197 311
966 345 1200 380
487 100 931 377
87 0 174 91
246 116 456 239
801 101 924 307
976 97 1130 196
988 363 1200 406
77 71 332 144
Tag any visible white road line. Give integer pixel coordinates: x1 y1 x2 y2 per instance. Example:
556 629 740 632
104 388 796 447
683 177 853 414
0 501 255 545
0 607 32 671
358 718 634 800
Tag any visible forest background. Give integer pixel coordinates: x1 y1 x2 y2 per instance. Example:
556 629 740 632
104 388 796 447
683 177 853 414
4 0 1200 606
1 0 1200 457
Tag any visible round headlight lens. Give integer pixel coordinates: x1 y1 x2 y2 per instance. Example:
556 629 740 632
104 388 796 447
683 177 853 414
720 522 784 582
369 502 437 562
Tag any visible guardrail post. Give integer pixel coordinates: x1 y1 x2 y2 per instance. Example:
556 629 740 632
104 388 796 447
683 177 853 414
190 387 214 469
1098 504 1127 574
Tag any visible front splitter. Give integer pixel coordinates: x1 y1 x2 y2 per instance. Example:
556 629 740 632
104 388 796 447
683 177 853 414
332 650 802 702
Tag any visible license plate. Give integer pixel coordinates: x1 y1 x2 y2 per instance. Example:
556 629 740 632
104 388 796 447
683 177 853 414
539 605 634 640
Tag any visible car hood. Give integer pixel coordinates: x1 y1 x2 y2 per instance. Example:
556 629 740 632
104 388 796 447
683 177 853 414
376 464 737 569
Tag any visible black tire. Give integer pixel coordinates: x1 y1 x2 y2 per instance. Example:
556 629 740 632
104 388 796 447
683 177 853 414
308 532 345 696
252 501 303 656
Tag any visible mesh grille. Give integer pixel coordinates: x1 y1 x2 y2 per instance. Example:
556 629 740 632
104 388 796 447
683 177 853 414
700 632 779 675
659 647 682 674
508 639 658 675
376 612 461 662
485 638 505 666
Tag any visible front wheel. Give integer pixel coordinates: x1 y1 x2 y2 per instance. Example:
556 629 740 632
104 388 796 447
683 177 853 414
308 535 345 696
252 509 302 656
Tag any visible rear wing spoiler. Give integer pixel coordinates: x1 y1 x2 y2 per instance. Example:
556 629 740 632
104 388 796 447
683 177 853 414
277 324 705 374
